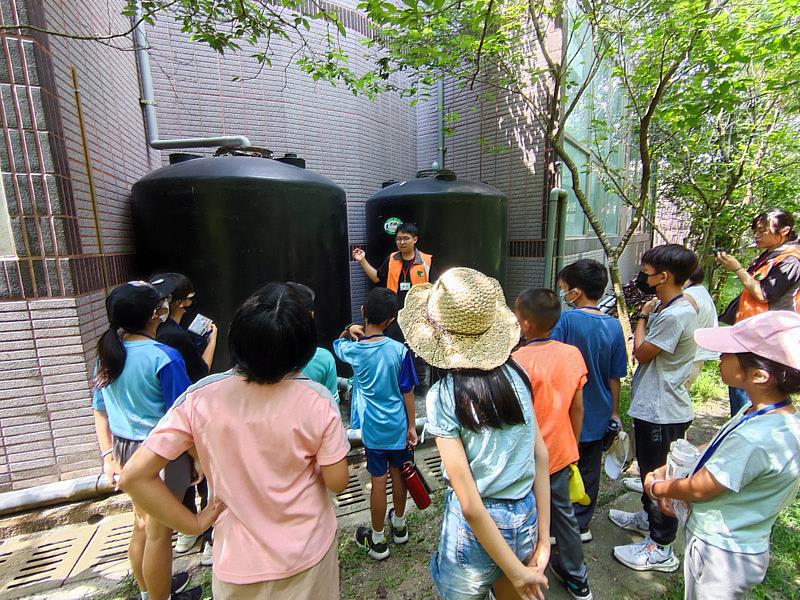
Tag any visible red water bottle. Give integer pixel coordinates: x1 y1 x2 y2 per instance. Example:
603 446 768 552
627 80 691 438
401 461 432 510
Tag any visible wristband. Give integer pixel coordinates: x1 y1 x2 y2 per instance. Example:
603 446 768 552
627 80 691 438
101 448 113 459
736 267 746 275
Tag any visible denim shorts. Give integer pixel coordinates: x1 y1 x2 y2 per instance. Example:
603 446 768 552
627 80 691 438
364 446 413 477
430 488 538 599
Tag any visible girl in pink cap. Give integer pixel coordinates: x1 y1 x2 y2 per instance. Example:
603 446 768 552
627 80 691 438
643 310 800 599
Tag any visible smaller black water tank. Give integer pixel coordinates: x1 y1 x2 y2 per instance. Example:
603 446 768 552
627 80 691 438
365 169 508 283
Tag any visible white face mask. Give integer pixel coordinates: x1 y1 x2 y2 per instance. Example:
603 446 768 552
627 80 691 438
158 299 170 323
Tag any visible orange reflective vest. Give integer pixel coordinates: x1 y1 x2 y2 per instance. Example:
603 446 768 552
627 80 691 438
736 246 800 322
386 250 432 293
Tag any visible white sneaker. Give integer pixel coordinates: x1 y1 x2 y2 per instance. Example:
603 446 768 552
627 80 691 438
623 477 644 493
175 533 200 554
579 529 593 543
608 509 649 535
200 541 213 566
613 537 680 572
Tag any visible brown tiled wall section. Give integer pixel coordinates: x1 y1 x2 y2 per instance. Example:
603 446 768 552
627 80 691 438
0 298 97 492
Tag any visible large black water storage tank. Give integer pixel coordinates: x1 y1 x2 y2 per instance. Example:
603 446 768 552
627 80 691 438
366 170 508 283
132 151 350 371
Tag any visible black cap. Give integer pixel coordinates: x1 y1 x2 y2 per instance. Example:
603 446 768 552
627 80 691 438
106 280 176 329
147 275 177 299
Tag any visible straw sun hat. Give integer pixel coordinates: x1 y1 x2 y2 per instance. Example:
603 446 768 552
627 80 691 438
397 267 520 370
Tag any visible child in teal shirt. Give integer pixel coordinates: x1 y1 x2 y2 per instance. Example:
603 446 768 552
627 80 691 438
644 311 800 599
334 288 418 561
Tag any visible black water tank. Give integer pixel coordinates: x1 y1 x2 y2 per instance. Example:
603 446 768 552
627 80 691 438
132 153 350 371
365 169 508 283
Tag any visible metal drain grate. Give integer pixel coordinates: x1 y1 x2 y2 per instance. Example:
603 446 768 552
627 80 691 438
0 525 95 597
422 454 444 483
0 446 444 597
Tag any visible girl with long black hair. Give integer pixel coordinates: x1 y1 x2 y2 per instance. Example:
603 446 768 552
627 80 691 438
92 280 197 600
398 268 550 600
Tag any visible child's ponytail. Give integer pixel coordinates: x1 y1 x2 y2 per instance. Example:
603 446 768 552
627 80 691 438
96 327 126 387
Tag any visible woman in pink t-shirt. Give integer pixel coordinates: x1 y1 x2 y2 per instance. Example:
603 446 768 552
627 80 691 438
119 283 351 599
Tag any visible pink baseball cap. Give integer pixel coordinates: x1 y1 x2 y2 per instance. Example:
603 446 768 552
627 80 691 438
694 311 800 370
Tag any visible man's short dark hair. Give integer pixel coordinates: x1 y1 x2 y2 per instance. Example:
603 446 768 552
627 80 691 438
688 266 705 285
364 288 399 325
229 283 316 384
641 244 698 286
557 259 608 301
286 282 315 313
396 222 419 238
516 288 561 332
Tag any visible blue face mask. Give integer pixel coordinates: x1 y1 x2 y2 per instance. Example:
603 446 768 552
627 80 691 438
559 288 577 309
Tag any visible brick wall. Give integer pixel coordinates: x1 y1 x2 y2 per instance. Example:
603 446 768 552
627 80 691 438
0 0 421 490
145 19 420 319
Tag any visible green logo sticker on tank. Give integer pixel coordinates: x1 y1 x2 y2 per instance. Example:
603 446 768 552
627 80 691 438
384 217 403 235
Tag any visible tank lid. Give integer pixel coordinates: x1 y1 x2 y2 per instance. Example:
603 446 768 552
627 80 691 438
369 169 506 201
416 168 457 181
276 153 306 169
215 145 274 159
134 155 343 190
169 153 203 164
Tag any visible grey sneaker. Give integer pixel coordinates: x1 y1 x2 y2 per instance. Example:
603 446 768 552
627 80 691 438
388 508 408 544
174 533 199 554
608 509 650 535
623 477 644 493
613 537 680 572
200 540 213 566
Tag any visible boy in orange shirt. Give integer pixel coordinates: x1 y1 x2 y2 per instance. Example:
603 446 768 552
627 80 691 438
513 288 593 600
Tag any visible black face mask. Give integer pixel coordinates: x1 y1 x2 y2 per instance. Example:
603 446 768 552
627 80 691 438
636 271 658 294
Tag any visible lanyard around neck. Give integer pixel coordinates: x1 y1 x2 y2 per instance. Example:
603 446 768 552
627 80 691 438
526 338 550 345
693 400 790 473
359 334 385 341
659 293 684 312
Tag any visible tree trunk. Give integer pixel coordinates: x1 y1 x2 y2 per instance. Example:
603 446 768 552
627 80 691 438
608 256 633 364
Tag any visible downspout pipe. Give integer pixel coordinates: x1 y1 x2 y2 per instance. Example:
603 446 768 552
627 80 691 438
436 78 445 168
132 3 251 150
554 187 569 281
543 187 568 289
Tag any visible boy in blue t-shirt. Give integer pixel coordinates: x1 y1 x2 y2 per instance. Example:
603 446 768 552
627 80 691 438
334 288 418 561
551 259 628 540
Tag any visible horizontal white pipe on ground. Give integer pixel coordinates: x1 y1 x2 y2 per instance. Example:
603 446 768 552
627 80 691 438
0 418 430 516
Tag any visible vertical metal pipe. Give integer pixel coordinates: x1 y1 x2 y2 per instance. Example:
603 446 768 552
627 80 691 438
131 2 251 150
71 66 109 295
554 188 569 280
544 187 568 289
437 78 445 168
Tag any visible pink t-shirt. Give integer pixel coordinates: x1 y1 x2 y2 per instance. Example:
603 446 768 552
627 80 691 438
145 372 350 584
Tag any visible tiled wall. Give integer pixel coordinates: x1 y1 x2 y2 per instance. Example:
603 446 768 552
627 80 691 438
0 0 421 490
145 16 419 321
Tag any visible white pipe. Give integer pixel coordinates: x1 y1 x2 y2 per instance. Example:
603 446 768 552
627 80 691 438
132 2 251 150
347 417 427 445
0 475 115 517
0 418 430 516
